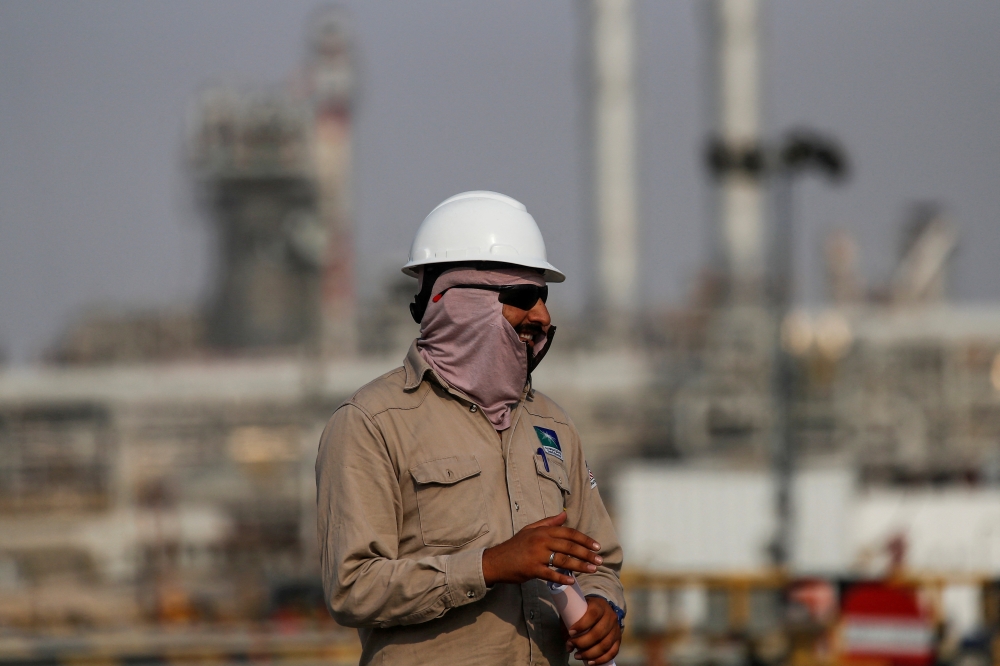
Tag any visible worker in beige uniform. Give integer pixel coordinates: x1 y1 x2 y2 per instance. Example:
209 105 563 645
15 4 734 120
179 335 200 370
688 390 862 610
316 191 625 665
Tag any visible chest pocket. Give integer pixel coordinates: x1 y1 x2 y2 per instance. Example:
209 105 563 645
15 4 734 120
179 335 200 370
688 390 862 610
411 456 490 547
534 453 572 516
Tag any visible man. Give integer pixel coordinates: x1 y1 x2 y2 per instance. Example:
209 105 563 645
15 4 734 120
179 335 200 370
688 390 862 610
316 191 625 665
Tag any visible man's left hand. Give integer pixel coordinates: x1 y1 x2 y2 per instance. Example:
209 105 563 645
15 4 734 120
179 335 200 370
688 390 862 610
566 597 621 665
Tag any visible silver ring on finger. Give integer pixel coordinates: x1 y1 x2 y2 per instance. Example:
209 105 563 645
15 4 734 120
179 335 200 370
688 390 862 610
548 551 556 567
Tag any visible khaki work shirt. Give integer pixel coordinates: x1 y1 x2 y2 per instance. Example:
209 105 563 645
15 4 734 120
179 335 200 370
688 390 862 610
316 342 625 666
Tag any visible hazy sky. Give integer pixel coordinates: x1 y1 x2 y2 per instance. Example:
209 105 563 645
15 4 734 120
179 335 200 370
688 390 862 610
2 1 999 363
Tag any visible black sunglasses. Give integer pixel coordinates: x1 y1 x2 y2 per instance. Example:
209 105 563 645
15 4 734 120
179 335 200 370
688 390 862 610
432 284 548 311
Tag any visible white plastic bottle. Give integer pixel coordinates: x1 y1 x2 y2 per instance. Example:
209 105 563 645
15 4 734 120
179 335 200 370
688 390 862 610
547 570 617 666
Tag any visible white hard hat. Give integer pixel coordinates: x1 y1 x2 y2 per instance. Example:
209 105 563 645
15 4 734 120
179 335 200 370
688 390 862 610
402 191 565 283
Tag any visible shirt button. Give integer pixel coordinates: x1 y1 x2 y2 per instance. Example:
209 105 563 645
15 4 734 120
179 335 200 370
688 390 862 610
529 610 535 620
470 404 478 412
514 501 520 511
467 591 475 598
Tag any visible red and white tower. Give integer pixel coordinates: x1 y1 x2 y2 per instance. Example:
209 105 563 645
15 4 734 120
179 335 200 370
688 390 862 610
305 9 357 357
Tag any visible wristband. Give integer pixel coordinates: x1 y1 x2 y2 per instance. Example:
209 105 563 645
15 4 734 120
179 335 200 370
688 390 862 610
586 594 626 630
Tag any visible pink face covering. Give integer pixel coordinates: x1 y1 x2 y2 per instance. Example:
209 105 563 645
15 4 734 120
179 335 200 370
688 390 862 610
416 266 548 431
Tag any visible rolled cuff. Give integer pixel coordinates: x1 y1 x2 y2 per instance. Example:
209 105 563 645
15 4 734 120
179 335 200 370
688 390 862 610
445 547 489 609
577 570 626 615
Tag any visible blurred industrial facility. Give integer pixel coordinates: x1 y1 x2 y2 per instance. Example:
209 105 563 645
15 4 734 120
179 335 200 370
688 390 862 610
3 2 1000 665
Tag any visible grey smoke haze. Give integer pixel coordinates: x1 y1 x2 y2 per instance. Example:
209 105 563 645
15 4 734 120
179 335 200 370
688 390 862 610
1 1 999 363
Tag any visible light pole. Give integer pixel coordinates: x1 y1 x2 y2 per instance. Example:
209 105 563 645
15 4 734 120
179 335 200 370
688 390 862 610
706 129 849 567
768 130 848 568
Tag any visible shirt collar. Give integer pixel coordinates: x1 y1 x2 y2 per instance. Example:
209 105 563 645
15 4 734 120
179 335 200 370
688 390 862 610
403 340 432 391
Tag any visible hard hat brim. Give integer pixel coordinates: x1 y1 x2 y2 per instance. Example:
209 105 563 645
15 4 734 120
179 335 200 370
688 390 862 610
401 256 565 283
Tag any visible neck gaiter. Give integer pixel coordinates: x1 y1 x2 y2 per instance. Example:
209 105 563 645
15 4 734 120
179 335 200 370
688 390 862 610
416 266 548 431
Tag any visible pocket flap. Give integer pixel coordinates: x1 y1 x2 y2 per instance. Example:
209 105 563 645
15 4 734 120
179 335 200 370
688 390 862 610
411 456 482 485
534 454 571 494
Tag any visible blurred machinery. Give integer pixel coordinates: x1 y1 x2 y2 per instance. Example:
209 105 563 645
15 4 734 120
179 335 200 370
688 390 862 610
0 354 389 631
668 204 999 483
0 9 361 634
188 9 355 355
48 10 357 363
618 569 996 666
189 87 321 351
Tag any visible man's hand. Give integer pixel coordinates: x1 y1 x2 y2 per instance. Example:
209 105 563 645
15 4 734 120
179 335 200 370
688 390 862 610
481 511 602 587
566 596 621 665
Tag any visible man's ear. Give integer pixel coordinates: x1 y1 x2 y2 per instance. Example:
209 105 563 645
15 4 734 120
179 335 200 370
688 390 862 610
410 266 442 324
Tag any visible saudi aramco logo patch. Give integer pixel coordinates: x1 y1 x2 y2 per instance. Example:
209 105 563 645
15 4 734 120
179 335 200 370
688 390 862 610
533 426 563 461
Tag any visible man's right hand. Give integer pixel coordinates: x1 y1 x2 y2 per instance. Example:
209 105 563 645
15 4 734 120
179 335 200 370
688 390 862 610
481 511 603 587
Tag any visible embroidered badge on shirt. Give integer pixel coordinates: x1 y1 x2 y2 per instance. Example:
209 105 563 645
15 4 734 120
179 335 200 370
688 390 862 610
533 426 563 461
587 461 597 489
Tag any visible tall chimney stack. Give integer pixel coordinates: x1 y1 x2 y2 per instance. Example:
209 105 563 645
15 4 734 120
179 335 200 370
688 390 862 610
586 0 639 336
307 8 357 357
709 0 764 302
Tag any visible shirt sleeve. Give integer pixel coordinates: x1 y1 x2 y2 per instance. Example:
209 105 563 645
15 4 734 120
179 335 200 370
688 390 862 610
316 403 488 628
561 420 627 616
